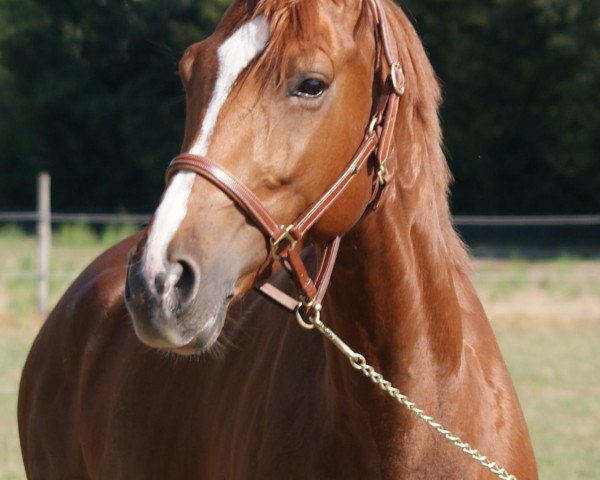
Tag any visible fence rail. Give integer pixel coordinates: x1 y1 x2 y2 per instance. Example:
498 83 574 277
454 215 600 226
2 212 600 227
0 211 149 224
1 172 599 314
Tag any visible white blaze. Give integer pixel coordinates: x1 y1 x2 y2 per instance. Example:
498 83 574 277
190 16 270 156
143 17 269 285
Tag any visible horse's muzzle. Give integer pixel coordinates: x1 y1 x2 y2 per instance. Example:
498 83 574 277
125 251 231 353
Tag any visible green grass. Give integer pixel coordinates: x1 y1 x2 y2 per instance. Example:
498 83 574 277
494 321 600 479
0 224 137 317
0 225 599 478
0 320 38 480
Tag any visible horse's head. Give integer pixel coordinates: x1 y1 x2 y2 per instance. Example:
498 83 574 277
126 0 398 354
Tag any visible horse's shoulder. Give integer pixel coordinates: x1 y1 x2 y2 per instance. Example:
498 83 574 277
43 233 138 342
67 232 143 310
22 233 142 391
19 233 146 478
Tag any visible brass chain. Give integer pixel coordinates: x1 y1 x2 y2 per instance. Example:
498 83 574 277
296 303 517 480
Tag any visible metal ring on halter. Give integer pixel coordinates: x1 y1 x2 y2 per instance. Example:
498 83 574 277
295 303 317 330
391 62 405 96
367 114 381 137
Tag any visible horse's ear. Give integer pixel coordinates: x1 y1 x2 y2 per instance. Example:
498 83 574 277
339 0 364 13
329 0 367 31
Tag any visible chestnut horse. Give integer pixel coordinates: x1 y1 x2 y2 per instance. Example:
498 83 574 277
19 0 537 478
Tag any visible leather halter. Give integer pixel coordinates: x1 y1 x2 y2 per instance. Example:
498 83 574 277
166 0 403 316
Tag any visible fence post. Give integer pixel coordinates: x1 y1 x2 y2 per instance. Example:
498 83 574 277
37 172 51 315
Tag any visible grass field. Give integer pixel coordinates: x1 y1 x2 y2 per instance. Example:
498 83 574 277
1 225 599 479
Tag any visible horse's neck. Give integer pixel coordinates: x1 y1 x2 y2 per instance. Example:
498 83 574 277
323 197 466 414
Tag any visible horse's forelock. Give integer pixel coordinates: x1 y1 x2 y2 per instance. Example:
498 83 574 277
236 0 371 87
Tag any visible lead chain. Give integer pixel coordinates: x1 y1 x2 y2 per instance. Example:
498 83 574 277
297 303 517 480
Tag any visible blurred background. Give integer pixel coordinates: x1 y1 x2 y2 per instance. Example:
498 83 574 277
0 0 598 478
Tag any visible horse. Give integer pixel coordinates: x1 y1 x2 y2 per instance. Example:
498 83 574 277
18 0 538 478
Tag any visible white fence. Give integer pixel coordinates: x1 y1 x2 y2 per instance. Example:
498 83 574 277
1 172 599 314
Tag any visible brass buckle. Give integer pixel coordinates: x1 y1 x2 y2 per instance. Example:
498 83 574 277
391 62 405 96
269 224 297 262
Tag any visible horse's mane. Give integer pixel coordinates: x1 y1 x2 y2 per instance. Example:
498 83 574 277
384 4 470 270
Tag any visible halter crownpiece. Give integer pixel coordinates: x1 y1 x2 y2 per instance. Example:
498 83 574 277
166 0 404 315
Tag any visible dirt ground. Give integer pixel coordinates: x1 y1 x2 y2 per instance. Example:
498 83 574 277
472 259 600 324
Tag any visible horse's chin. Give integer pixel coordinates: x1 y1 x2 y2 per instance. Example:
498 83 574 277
129 293 232 356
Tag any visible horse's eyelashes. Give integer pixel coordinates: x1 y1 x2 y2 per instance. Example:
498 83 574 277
292 78 329 99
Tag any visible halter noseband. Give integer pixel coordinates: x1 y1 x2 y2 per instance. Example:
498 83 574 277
165 0 404 317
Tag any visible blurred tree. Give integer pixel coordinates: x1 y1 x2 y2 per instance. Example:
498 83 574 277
0 0 598 214
405 0 600 213
0 0 229 212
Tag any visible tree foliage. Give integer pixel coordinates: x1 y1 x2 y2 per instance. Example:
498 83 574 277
0 0 598 213
0 0 229 211
406 0 600 213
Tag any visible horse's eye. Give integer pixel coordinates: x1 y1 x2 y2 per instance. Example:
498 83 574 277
292 78 329 99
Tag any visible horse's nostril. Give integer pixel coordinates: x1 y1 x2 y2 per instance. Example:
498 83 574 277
174 259 199 307
154 272 169 296
154 262 182 297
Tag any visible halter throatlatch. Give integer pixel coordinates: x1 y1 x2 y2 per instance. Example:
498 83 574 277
165 0 404 318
